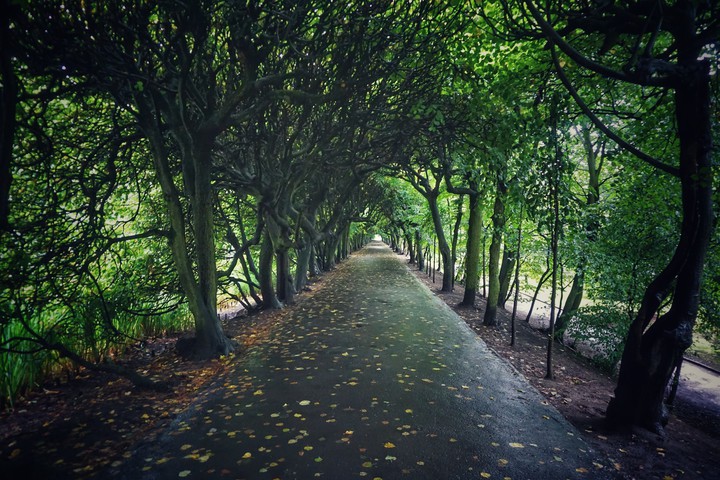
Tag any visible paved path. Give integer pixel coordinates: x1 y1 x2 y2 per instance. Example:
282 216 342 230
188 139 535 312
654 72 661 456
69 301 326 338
110 242 604 479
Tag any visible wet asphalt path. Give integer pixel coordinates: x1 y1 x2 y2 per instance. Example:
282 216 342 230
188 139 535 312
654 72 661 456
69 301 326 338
110 242 604 479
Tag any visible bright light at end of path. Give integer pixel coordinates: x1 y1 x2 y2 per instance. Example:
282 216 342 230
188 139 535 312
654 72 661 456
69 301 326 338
373 234 382 241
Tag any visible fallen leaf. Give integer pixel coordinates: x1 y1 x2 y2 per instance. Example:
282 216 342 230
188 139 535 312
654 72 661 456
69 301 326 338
178 471 191 478
384 442 396 448
509 442 524 448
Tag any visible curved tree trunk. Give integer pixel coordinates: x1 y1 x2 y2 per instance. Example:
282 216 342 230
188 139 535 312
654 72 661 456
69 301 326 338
427 193 454 291
259 232 282 309
606 61 713 433
140 114 232 358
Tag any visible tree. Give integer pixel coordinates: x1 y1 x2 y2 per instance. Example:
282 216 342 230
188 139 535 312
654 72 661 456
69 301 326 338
486 0 719 433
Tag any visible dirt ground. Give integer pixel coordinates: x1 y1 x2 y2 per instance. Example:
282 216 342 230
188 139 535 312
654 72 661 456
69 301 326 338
409 262 720 480
1 256 720 480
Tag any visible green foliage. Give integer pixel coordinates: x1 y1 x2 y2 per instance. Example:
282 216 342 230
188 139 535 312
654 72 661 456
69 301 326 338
565 305 631 373
583 167 680 313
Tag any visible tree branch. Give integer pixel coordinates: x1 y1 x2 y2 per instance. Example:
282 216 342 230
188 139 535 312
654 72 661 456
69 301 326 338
550 46 680 177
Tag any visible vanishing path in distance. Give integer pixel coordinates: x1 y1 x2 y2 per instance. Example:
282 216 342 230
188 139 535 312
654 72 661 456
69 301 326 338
109 242 605 479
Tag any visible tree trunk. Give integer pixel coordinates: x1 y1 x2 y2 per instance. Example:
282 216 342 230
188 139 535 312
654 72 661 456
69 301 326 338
525 266 551 323
189 144 232 356
140 115 232 357
498 244 516 309
324 235 340 270
555 270 583 337
427 193 454 291
546 123 561 380
295 236 313 292
259 232 282 309
461 192 482 306
483 180 506 326
510 213 523 347
238 219 263 307
276 248 294 304
406 233 415 263
606 58 713 433
416 230 424 271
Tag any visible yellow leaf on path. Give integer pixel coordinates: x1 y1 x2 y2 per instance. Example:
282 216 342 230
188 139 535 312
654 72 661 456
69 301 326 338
242 452 252 459
384 442 396 448
362 461 373 468
405 409 413 414
253 390 264 396
481 473 491 478
509 442 524 448
178 471 191 478
576 467 588 473
156 457 170 464
299 400 311 406
180 444 192 451
498 458 509 466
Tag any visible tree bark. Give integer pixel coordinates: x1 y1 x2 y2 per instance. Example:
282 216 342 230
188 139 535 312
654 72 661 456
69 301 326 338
259 232 282 309
483 180 506 326
276 248 294 304
416 230 424 271
498 244 516 309
427 193 454 291
510 213 523 347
